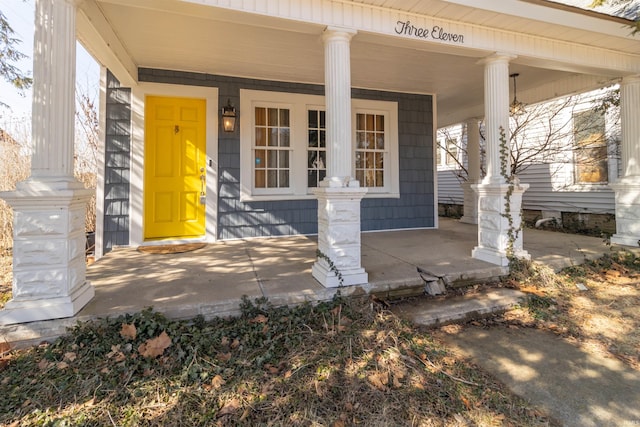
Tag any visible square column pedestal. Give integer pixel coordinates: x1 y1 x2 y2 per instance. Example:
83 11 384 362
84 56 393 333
312 186 368 287
460 181 479 224
0 183 95 325
610 179 640 247
471 181 530 267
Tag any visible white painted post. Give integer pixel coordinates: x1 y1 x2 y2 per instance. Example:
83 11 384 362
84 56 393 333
472 54 529 266
0 0 94 324
312 26 368 287
460 119 480 224
610 75 640 247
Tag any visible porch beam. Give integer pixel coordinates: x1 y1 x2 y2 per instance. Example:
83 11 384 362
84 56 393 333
0 0 94 325
610 74 640 247
312 26 368 288
76 0 138 87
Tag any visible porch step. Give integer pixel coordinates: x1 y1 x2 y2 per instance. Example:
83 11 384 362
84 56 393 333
391 287 527 328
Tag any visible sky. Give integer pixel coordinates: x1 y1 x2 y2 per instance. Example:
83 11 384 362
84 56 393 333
0 0 99 127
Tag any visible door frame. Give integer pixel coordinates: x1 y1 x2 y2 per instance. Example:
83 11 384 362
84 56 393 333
130 83 219 247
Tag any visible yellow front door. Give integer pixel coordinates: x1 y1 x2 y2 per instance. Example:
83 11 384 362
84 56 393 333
144 96 207 240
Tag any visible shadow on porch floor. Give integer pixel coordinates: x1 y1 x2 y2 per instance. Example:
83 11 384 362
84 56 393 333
0 218 620 345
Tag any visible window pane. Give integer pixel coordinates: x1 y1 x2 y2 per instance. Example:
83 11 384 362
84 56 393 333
268 128 278 146
365 152 374 168
319 151 326 169
255 128 266 146
309 130 318 147
356 170 364 184
280 128 290 147
375 171 384 187
308 110 318 128
279 170 289 188
267 170 277 187
280 109 290 127
279 150 289 168
376 152 384 169
357 132 366 149
255 170 265 188
376 133 385 150
319 130 326 148
366 133 375 149
320 111 326 128
357 114 365 131
267 151 277 168
268 108 278 126
376 115 384 131
355 152 363 169
308 170 317 188
366 114 375 131
319 169 326 182
255 150 265 168
255 107 266 126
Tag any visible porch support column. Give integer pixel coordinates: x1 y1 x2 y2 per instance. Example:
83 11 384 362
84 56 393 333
312 26 368 288
472 54 529 266
0 0 94 325
610 75 640 247
460 119 480 224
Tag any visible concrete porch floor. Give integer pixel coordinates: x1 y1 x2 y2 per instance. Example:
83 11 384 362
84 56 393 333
1 218 619 345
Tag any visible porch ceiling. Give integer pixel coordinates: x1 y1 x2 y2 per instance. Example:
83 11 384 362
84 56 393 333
80 0 636 126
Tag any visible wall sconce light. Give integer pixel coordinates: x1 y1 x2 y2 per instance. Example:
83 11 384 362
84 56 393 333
222 99 237 132
509 73 526 116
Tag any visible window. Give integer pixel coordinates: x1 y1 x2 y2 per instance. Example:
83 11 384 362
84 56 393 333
445 137 459 167
355 113 385 187
240 90 399 201
307 109 326 188
254 107 290 189
573 110 607 184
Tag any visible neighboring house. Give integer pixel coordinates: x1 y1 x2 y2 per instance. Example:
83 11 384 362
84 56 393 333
437 87 621 232
1 0 639 325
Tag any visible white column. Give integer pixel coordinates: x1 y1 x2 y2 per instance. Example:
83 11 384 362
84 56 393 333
323 27 357 186
610 75 640 247
460 119 480 224
472 54 529 266
0 0 94 325
312 26 368 287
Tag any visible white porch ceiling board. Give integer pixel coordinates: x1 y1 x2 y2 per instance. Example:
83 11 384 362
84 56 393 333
100 4 325 82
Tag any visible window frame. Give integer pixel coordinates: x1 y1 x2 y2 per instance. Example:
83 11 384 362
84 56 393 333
352 99 399 196
572 109 609 186
240 89 399 201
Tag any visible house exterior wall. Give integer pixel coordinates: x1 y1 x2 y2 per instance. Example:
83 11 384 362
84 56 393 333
102 70 132 253
137 68 435 240
437 88 620 221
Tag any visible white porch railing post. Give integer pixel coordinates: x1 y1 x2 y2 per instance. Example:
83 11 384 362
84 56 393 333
312 26 368 288
0 0 94 325
610 74 640 247
472 54 529 266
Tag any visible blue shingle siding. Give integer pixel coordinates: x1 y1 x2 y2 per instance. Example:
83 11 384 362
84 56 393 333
103 70 132 253
138 68 434 239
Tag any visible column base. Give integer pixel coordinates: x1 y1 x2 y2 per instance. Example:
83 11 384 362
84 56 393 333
312 262 368 288
0 281 94 325
460 181 479 224
0 180 94 325
471 181 530 266
610 178 640 248
312 186 368 288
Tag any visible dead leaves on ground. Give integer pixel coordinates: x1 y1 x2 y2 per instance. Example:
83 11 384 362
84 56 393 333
138 331 172 358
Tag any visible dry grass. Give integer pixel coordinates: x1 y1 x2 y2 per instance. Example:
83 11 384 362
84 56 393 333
0 296 555 426
493 250 640 371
